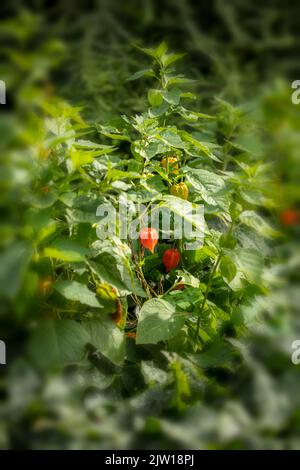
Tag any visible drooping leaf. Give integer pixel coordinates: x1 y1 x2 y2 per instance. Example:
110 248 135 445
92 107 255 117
162 88 181 105
219 256 237 283
89 239 147 297
175 270 200 288
0 241 32 299
141 361 168 385
158 129 185 149
161 52 186 68
74 140 116 151
239 211 280 238
70 147 98 168
231 248 264 284
188 341 237 368
127 68 155 81
83 318 125 365
180 131 216 158
54 280 103 308
44 240 89 262
98 124 131 142
107 168 142 182
186 169 227 209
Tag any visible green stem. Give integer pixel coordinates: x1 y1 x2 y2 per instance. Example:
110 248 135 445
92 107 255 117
222 127 235 171
135 261 158 298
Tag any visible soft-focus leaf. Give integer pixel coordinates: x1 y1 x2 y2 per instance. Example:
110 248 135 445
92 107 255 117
219 256 237 283
148 89 163 107
186 169 227 209
83 318 125 365
240 211 280 238
0 242 32 299
44 240 89 262
28 319 89 369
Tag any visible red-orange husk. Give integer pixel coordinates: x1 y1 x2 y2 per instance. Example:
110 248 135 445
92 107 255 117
139 227 159 253
162 248 181 272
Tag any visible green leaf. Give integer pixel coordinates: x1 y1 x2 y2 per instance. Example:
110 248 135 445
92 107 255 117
83 318 125 365
160 195 207 246
219 256 237 283
180 92 196 100
165 287 203 312
155 41 168 58
28 319 89 369
136 298 185 344
133 139 169 159
134 44 158 59
0 241 32 299
239 211 280 238
167 76 195 86
240 188 266 206
207 301 230 321
170 360 190 411
70 147 98 169
231 248 264 284
33 211 57 243
74 140 116 151
44 240 89 262
175 270 200 288
162 52 186 68
162 88 181 105
127 68 155 81
98 125 131 142
65 207 99 224
107 168 142 182
89 240 147 297
177 107 199 122
158 129 185 149
186 169 227 208
54 280 103 308
177 107 214 122
147 102 170 118
141 361 168 385
188 341 236 368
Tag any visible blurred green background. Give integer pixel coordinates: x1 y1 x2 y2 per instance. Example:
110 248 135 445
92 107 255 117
0 0 300 449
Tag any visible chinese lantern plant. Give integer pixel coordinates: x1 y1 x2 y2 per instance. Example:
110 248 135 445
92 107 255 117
96 42 277 352
139 227 159 253
25 42 277 386
162 248 181 272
